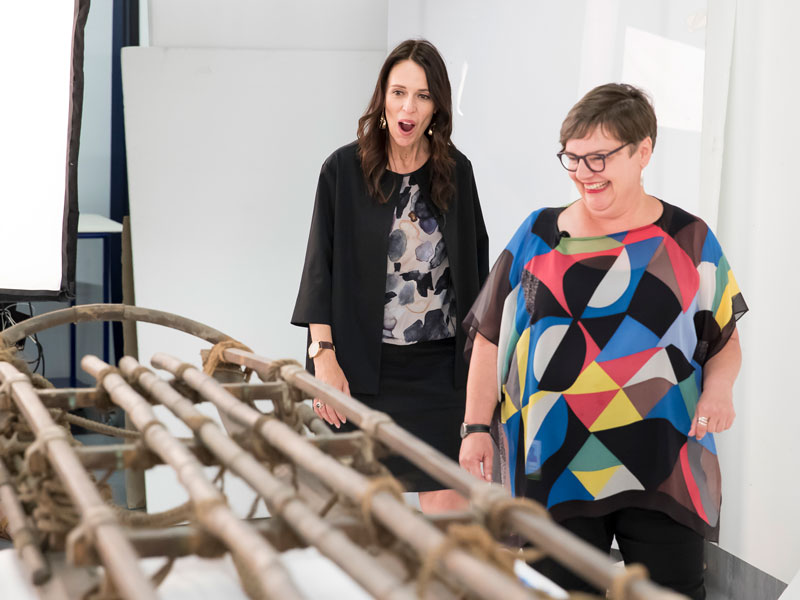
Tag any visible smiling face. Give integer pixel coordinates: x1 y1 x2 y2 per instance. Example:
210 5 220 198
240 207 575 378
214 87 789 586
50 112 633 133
384 60 436 153
565 127 652 217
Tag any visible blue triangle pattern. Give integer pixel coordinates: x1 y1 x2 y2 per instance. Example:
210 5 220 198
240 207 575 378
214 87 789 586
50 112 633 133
626 236 664 270
646 385 692 433
595 315 661 362
696 431 717 455
533 396 569 469
503 411 521 497
657 296 699 357
547 469 594 507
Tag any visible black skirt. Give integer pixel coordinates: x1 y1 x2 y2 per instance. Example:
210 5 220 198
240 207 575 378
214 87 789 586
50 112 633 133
348 337 464 492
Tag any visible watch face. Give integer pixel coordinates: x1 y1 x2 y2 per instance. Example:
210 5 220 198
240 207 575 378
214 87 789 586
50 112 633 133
459 422 467 439
308 341 320 358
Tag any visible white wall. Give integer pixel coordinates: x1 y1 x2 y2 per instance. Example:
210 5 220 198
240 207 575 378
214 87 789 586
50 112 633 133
124 46 385 368
126 0 388 515
388 0 707 260
710 0 800 584
127 0 386 370
148 0 386 50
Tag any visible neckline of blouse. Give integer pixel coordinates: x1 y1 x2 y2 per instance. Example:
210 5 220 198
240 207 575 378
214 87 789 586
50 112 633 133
554 198 666 241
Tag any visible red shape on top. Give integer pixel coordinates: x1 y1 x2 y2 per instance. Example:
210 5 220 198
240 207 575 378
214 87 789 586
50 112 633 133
663 236 700 312
563 389 618 430
598 347 660 387
621 224 660 245
679 443 709 524
578 321 603 372
524 246 622 317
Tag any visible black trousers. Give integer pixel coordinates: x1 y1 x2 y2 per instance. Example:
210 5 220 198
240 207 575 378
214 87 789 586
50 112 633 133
533 507 705 599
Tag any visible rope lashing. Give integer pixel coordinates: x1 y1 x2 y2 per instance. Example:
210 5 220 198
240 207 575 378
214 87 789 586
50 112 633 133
359 475 405 545
203 340 254 381
417 523 518 596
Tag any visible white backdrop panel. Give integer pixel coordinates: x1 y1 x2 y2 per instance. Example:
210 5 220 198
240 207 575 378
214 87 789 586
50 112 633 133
148 0 387 50
123 46 383 372
123 47 384 511
0 2 76 292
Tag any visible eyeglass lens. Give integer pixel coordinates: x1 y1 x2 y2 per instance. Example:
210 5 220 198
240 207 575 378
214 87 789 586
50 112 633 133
559 154 607 172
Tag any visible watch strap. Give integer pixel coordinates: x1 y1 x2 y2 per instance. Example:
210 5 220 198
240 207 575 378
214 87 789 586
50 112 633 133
308 340 335 358
461 423 491 438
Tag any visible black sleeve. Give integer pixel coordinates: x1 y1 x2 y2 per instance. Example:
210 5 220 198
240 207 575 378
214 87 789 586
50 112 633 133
291 156 337 327
470 160 490 287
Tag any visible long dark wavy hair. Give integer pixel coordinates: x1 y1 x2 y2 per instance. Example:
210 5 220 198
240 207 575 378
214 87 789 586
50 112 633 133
357 39 456 212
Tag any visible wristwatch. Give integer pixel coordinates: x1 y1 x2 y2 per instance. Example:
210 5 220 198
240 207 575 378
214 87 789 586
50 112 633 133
460 422 491 439
308 340 335 359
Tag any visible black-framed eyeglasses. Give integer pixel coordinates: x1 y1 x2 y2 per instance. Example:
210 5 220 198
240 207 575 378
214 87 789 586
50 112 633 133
556 142 630 172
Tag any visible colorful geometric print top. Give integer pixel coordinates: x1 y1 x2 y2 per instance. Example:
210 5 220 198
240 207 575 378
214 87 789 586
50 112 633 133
383 174 456 345
463 200 747 540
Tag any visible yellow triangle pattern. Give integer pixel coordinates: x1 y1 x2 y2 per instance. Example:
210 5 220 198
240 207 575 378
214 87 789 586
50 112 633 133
572 465 621 497
564 361 619 395
714 269 740 328
515 327 531 394
519 390 558 435
501 385 518 422
589 390 642 432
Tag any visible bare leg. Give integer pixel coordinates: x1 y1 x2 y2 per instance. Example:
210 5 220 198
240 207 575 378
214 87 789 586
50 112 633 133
418 489 469 514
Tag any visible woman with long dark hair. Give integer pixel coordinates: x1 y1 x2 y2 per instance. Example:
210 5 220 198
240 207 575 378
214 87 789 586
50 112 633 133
292 39 488 512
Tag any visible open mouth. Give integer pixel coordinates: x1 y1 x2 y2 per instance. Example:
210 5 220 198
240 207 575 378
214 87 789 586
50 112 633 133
585 181 609 193
398 120 415 133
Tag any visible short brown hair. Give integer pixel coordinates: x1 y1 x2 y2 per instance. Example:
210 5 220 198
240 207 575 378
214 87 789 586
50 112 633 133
559 83 657 151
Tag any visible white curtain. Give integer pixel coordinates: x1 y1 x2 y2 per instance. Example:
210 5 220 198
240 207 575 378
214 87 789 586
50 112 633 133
703 0 800 584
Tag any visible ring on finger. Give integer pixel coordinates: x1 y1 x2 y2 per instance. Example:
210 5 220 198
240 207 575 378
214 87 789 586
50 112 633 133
697 416 709 426
315 401 323 409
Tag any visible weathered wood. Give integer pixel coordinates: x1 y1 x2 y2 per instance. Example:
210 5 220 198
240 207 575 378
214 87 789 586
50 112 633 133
67 518 305 563
121 218 147 511
221 348 688 600
81 354 306 600
74 440 215 471
35 382 284 411
0 458 50 584
0 363 157 600
73 431 371 472
118 355 421 600
0 304 232 348
152 352 537 600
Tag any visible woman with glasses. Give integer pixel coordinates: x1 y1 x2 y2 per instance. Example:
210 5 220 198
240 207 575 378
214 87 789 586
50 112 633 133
459 83 747 598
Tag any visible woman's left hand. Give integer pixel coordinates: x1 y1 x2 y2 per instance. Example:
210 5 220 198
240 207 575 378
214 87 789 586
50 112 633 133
689 381 736 440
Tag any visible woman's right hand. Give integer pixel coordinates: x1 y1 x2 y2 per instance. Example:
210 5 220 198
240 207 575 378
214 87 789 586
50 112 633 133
312 351 349 428
459 432 494 482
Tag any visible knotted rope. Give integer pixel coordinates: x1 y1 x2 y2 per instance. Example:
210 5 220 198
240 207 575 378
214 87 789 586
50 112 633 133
0 345 53 392
252 358 306 431
359 475 405 545
202 340 254 382
417 523 519 596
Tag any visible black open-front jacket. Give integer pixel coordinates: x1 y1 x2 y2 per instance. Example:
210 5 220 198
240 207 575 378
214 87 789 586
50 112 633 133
291 141 489 395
